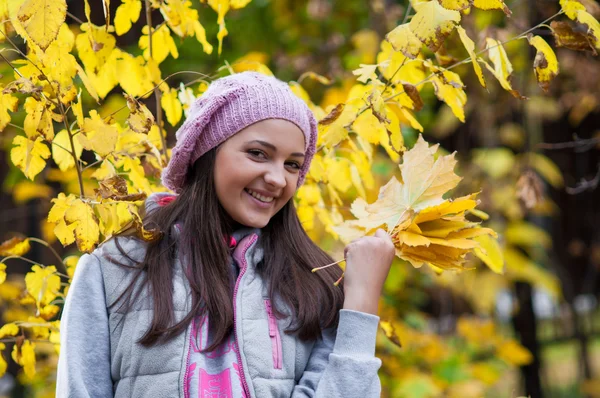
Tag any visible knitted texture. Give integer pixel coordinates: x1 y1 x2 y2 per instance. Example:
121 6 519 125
161 72 318 193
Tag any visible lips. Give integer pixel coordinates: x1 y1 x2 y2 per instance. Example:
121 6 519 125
245 188 275 203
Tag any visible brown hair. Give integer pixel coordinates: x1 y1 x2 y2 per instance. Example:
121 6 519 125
109 148 344 351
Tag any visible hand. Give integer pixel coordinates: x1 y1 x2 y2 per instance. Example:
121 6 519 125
342 229 395 315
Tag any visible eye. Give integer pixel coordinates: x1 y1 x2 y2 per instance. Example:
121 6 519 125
286 161 302 170
248 149 267 159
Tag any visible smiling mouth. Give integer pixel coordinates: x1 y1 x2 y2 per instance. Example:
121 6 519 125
244 188 275 203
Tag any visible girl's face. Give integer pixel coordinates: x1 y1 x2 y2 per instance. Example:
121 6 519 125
214 119 306 228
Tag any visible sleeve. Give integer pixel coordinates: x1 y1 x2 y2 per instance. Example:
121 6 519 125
56 253 114 398
291 309 382 398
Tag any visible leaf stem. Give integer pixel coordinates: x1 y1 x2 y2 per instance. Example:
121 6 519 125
311 258 345 272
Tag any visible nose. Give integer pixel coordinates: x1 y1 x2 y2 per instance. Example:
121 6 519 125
264 165 287 189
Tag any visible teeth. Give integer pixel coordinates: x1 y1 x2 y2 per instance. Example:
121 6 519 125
246 189 274 203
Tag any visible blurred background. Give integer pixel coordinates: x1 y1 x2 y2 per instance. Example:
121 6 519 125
1 0 599 397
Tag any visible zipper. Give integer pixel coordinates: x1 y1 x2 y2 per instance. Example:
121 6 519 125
264 299 283 369
232 234 257 398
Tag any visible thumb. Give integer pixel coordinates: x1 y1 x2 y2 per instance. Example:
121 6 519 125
374 228 390 240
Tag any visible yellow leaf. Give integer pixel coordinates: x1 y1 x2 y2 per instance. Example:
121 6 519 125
11 340 36 378
427 63 467 122
376 41 426 88
497 339 533 366
78 110 118 157
116 53 156 97
409 0 461 52
527 35 559 92
0 323 19 339
121 157 152 194
48 193 77 246
23 97 54 141
386 23 421 58
52 129 83 172
0 89 19 132
0 342 6 377
0 262 5 285
527 152 564 188
64 255 80 279
379 320 402 347
550 20 597 53
483 38 525 98
439 0 473 11
64 199 100 252
161 87 183 126
0 237 31 256
139 24 179 64
25 265 60 309
353 109 386 145
561 0 586 20
575 9 600 50
91 159 117 180
456 26 486 88
125 94 155 133
473 0 511 15
39 304 60 320
352 63 380 83
76 23 116 73
317 101 359 148
10 136 50 180
114 0 141 36
16 0 66 50
473 234 504 273
207 0 230 55
505 221 551 248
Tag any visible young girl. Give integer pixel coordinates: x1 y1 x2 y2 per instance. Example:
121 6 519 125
56 72 395 398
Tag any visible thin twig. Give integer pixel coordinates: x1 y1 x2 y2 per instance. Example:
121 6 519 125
566 163 600 194
66 11 85 25
145 0 168 163
536 137 600 150
27 237 66 271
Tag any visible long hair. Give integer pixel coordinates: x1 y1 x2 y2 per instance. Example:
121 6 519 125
108 147 345 351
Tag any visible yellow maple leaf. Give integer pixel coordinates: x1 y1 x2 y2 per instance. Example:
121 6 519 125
16 0 66 50
527 35 559 92
139 24 179 64
52 129 83 172
114 0 142 36
78 110 118 157
334 135 497 271
0 89 19 132
25 265 61 309
409 0 461 52
64 199 100 252
11 340 36 379
456 26 486 88
10 136 50 180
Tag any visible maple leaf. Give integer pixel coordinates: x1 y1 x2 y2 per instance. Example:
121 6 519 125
334 135 497 271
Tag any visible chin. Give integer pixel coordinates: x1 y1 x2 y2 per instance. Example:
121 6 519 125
235 215 270 229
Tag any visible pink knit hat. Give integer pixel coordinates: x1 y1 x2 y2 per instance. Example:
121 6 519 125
161 72 318 193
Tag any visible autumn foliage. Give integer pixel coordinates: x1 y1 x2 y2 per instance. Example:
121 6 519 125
1 0 599 396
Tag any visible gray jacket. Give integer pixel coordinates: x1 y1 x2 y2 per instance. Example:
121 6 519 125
56 226 382 397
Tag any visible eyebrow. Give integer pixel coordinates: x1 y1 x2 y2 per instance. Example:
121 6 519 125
245 140 305 158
